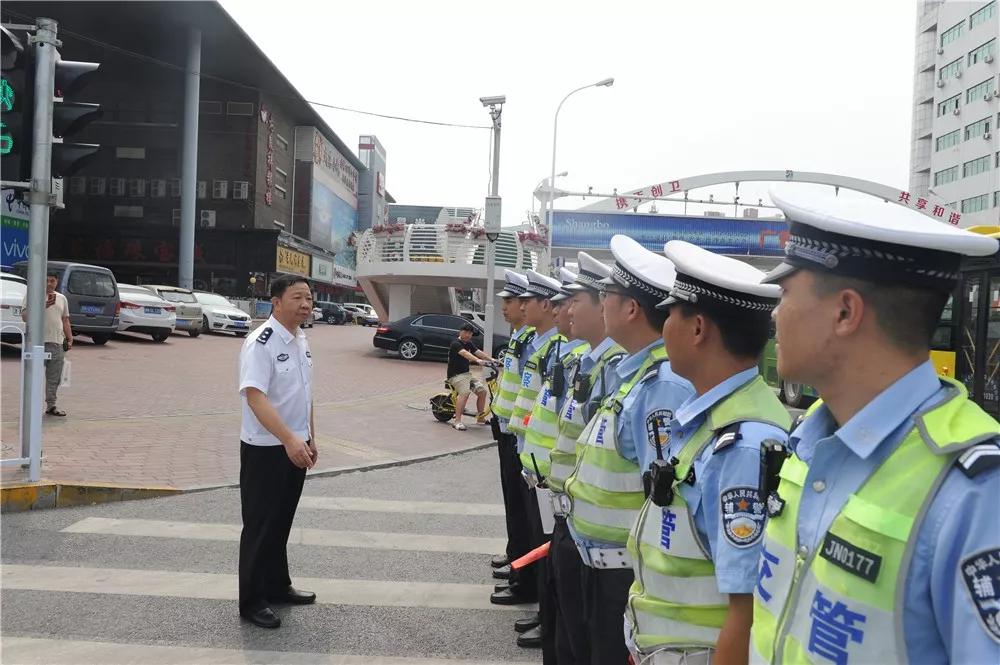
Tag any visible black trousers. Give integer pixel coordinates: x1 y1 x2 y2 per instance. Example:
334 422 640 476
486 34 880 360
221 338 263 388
550 516 587 665
580 563 634 665
238 442 307 613
496 427 532 569
506 451 542 601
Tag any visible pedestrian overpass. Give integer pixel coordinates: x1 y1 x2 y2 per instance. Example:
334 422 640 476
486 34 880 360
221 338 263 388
356 224 543 329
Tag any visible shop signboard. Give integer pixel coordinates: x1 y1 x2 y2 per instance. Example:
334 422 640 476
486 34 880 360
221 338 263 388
276 245 310 276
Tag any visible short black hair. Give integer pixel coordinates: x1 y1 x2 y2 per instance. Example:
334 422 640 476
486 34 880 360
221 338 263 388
677 301 771 360
46 271 59 279
639 298 668 332
270 274 311 298
810 272 950 353
460 323 477 333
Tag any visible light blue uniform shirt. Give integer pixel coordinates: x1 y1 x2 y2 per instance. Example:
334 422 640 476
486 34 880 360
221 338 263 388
569 339 694 560
577 337 625 423
785 360 1000 664
498 324 531 434
515 326 557 452
546 337 587 417
636 367 787 594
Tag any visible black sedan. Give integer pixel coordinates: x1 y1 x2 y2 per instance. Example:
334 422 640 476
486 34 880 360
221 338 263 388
317 303 349 325
373 313 509 361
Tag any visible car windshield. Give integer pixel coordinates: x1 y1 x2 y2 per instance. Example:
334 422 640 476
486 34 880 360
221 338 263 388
160 290 196 303
197 293 234 307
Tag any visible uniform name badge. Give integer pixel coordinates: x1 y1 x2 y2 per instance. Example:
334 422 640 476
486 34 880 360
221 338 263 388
960 547 1000 644
721 486 766 548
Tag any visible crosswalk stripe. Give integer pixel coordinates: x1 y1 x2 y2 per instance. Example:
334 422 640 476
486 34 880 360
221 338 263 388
62 517 507 555
1 565 533 612
297 496 506 516
1 637 539 665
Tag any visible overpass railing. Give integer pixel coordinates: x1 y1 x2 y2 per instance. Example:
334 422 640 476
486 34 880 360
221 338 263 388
357 225 542 272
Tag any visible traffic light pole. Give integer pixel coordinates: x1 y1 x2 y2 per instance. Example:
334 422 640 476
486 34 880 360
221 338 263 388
18 17 57 481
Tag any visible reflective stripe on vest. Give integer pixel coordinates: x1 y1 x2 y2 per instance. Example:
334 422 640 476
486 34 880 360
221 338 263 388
522 343 589 479
627 375 791 653
751 379 1000 664
509 333 564 436
493 327 535 421
565 346 668 545
550 344 624 492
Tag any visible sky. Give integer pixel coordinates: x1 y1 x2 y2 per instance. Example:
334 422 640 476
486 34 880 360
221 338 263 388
221 0 919 225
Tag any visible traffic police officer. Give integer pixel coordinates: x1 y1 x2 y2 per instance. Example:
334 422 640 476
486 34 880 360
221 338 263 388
491 270 538 600
548 252 626 664
238 274 318 629
625 241 791 664
751 188 1000 664
563 235 695 663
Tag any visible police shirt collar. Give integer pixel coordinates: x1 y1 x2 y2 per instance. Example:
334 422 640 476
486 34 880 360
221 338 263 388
674 366 759 428
560 338 587 357
793 360 941 461
268 317 298 344
530 326 558 350
616 339 664 382
588 337 617 363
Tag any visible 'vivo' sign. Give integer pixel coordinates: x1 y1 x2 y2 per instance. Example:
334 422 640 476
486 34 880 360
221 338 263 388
2 189 29 268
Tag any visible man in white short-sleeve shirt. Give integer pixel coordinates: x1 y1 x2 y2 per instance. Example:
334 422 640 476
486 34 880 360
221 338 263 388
237 274 318 629
21 271 73 416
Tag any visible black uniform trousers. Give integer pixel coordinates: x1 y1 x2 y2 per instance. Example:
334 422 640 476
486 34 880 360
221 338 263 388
495 423 534 577
550 515 587 665
580 563 634 664
238 441 307 613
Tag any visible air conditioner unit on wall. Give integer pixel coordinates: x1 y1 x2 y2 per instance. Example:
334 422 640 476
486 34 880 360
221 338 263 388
985 132 993 140
936 47 944 55
986 54 995 63
954 69 962 78
953 107 961 115
199 210 216 228
937 79 946 87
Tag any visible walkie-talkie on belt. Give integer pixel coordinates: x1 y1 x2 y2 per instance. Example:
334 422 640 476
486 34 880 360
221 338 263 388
760 439 790 517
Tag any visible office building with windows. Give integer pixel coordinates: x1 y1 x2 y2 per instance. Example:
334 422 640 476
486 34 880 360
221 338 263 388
909 1 999 226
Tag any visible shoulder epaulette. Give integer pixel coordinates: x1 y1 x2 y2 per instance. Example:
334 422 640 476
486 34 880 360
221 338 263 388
712 422 743 454
956 440 1000 478
256 327 273 344
639 359 666 384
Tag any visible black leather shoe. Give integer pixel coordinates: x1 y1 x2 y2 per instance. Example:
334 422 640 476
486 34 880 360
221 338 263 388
494 583 510 593
514 614 540 633
240 606 281 629
492 564 511 580
516 625 542 648
491 554 510 568
268 586 316 605
490 588 537 605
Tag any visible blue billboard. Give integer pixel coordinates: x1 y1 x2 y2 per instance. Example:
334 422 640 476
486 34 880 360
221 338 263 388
2 189 30 269
552 211 789 257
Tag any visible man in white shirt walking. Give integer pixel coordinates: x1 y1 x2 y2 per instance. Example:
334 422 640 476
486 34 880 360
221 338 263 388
237 274 318 629
21 270 73 417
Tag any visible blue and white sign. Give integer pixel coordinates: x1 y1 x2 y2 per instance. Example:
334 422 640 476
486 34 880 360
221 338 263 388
1 189 30 269
551 210 789 257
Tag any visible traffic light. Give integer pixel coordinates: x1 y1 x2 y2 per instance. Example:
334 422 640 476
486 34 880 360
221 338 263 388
1 25 35 182
51 56 100 177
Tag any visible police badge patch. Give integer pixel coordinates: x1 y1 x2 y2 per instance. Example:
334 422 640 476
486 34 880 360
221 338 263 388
645 410 673 451
721 486 766 548
277 353 289 362
960 547 1000 644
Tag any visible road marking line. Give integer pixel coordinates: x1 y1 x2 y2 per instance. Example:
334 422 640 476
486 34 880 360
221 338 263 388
1 565 532 612
62 517 507 555
297 496 505 516
1 637 538 665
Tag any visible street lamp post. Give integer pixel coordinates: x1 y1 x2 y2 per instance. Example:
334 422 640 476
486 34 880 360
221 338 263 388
532 171 567 216
480 95 505 358
546 78 614 274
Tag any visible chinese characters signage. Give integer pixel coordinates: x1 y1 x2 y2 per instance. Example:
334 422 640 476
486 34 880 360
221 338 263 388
261 105 276 206
276 246 310 276
896 190 961 225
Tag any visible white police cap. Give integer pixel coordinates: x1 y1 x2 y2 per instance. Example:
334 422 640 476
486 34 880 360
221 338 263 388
519 269 563 299
551 267 578 303
598 235 677 306
763 187 999 289
658 241 780 311
565 252 612 293
497 269 529 298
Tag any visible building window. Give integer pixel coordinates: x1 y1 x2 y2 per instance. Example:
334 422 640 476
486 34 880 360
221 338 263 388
171 209 181 226
941 21 964 48
212 180 228 199
199 100 222 115
198 181 207 199
939 57 963 80
113 205 144 218
938 94 960 116
276 134 289 151
109 177 126 197
115 147 146 159
961 193 990 213
69 176 87 195
129 178 146 197
964 155 992 177
170 178 181 198
995 190 1000 208
936 129 961 150
150 179 167 198
965 116 993 140
226 101 254 116
232 181 250 200
275 185 287 200
967 78 996 104
934 165 960 186
971 1 997 30
89 177 106 196
968 39 997 66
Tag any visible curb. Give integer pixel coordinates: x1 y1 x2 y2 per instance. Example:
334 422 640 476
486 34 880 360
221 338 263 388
1 440 497 512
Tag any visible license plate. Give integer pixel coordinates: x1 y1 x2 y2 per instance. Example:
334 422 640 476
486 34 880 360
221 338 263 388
81 304 103 315
10 306 21 316
144 306 161 315
233 321 247 328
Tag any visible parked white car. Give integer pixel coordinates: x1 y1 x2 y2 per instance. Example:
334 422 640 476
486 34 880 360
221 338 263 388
117 284 177 343
460 310 486 328
0 273 27 343
343 302 379 326
193 292 252 337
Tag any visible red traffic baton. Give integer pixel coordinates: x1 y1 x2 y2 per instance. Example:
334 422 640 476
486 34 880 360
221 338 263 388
511 541 550 570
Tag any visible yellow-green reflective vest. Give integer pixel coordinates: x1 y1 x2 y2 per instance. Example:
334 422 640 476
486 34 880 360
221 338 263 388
626 375 791 653
509 332 564 437
493 327 535 421
521 341 589 479
751 379 1000 665
549 343 625 492
565 346 668 546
